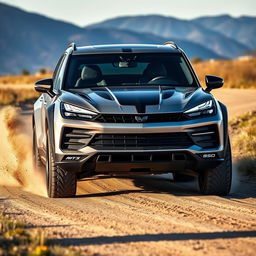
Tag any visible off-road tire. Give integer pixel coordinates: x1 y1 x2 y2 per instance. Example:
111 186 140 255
46 130 77 198
173 173 194 182
198 138 232 195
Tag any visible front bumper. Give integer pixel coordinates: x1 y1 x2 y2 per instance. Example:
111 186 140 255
53 102 224 175
55 150 224 176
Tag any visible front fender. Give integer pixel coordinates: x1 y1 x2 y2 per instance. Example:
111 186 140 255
218 101 229 150
46 104 56 155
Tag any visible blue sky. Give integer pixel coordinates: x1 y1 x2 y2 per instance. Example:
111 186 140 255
1 0 255 26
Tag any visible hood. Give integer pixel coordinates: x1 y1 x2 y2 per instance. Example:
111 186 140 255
59 86 213 114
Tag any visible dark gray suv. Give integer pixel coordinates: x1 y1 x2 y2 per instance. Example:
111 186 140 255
33 42 232 198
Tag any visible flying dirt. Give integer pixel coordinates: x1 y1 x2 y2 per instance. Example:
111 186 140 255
0 106 46 195
0 98 256 255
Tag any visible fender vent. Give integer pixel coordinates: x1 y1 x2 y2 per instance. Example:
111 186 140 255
189 125 219 149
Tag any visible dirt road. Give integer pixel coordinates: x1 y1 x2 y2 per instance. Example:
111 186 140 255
0 89 256 256
212 89 256 118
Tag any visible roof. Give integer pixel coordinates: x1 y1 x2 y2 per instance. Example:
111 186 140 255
70 44 181 55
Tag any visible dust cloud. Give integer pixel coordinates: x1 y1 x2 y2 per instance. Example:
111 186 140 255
0 106 46 196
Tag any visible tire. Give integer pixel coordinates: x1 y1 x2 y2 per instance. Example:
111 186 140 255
33 124 42 169
173 173 194 182
46 129 77 198
198 138 232 195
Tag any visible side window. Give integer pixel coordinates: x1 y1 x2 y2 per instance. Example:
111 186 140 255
53 53 69 92
53 54 64 82
53 54 67 91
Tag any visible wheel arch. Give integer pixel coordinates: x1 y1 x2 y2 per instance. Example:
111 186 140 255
45 104 56 155
218 101 229 151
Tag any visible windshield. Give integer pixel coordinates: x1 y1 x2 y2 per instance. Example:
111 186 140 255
65 53 197 89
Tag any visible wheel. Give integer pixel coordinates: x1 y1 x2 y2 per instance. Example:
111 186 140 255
173 173 194 182
198 138 232 195
33 123 42 169
46 129 77 198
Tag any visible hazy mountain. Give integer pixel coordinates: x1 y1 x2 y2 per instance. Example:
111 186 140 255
0 3 82 74
0 3 254 75
193 15 256 50
0 3 225 75
88 15 250 58
75 27 224 59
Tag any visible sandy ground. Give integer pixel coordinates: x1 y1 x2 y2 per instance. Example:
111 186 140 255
0 89 256 256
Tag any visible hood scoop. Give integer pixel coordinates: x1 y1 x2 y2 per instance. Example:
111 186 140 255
184 91 194 99
76 93 91 101
94 91 113 101
162 90 175 100
112 89 159 113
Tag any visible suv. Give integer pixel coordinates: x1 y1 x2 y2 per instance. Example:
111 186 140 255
33 42 232 198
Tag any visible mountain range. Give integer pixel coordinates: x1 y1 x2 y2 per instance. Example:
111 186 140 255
0 3 255 75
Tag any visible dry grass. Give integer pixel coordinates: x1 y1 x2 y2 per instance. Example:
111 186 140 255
0 88 40 106
230 111 256 176
0 212 81 256
0 73 52 86
193 58 256 89
0 73 48 105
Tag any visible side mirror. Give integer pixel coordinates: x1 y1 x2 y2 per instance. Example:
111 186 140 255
205 75 224 92
35 78 53 94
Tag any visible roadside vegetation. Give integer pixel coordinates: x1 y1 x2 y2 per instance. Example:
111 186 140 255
230 111 256 177
0 73 51 86
194 57 256 89
0 71 50 105
0 213 80 256
0 88 39 106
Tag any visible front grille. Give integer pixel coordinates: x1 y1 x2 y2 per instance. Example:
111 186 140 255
89 133 193 150
61 125 219 151
95 113 188 123
61 128 92 150
188 125 219 149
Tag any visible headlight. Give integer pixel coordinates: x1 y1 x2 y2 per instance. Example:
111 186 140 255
184 100 215 118
60 102 97 120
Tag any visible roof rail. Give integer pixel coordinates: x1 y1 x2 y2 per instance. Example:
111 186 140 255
163 41 178 49
67 42 77 51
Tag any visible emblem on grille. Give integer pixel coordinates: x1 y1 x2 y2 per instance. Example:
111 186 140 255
135 115 148 123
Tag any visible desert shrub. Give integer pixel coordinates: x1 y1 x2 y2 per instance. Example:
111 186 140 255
39 68 47 75
0 213 81 256
191 56 202 64
230 111 256 176
21 69 30 76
